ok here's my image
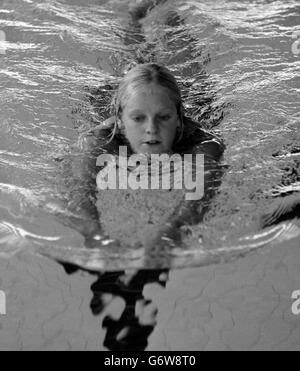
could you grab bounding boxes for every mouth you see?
[144,140,161,145]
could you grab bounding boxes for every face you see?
[120,83,180,155]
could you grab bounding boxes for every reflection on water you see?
[63,263,168,350]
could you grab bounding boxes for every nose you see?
[145,118,158,136]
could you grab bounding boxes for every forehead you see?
[124,83,177,112]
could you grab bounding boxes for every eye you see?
[159,114,171,121]
[132,115,145,123]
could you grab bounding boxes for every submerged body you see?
[93,111,225,254]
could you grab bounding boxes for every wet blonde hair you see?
[108,63,184,144]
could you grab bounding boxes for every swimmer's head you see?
[110,63,184,154]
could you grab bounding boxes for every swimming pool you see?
[0,0,299,351]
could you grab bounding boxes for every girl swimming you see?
[90,63,225,250]
[63,25,225,246]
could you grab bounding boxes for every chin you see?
[139,145,170,155]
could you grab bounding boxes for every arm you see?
[197,128,226,162]
[181,117,226,162]
[63,120,117,244]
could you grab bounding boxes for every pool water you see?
[0,0,299,351]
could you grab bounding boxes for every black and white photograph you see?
[0,0,299,353]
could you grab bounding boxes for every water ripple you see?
[0,0,299,269]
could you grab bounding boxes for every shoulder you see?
[88,117,118,144]
[182,117,226,161]
[93,117,116,135]
[102,116,116,129]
